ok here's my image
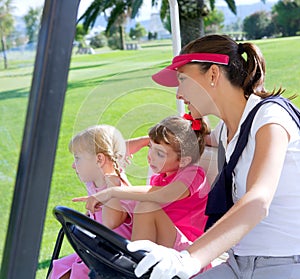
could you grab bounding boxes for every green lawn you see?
[0,37,300,278]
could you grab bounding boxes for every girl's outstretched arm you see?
[108,181,190,204]
[125,136,149,156]
[76,179,190,214]
[73,174,131,228]
[72,195,128,229]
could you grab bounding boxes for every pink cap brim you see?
[152,68,180,87]
[152,53,229,87]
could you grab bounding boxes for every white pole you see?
[168,0,185,115]
[167,1,218,187]
[168,0,181,56]
[147,0,183,184]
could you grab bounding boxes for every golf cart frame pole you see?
[168,0,181,56]
[0,0,80,278]
[168,0,185,115]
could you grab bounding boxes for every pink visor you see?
[152,53,229,87]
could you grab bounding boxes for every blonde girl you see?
[50,125,135,279]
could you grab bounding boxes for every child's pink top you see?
[85,181,135,239]
[150,164,210,241]
[50,180,135,279]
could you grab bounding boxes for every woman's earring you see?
[210,82,214,87]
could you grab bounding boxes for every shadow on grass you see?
[0,71,148,101]
[0,63,164,101]
[69,63,110,71]
[67,66,160,91]
[0,88,29,100]
[37,258,51,271]
[67,72,118,91]
[0,71,34,78]
[141,43,172,48]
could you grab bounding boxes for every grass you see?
[0,37,300,278]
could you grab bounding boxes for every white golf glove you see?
[127,240,202,279]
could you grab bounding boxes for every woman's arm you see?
[187,123,289,268]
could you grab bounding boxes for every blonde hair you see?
[69,125,126,178]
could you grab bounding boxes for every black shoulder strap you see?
[217,123,226,172]
[230,96,300,169]
[205,95,300,231]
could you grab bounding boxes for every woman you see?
[127,34,300,279]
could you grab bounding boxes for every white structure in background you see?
[85,25,106,44]
[89,25,106,36]
[148,13,171,39]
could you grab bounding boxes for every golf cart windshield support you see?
[0,0,80,278]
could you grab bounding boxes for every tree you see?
[90,32,107,48]
[158,0,236,47]
[107,24,131,49]
[75,23,88,48]
[204,8,224,34]
[23,6,42,44]
[79,0,266,49]
[243,11,272,39]
[224,17,243,33]
[129,22,146,40]
[78,0,234,49]
[272,0,300,37]
[0,0,14,69]
[78,0,144,50]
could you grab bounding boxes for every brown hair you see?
[69,125,126,179]
[181,34,285,99]
[148,115,210,164]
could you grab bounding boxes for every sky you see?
[13,0,274,19]
[13,0,156,19]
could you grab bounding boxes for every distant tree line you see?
[86,0,300,48]
[243,0,300,39]
[0,2,42,69]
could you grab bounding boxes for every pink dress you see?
[150,165,210,243]
[50,181,135,279]
[150,165,211,272]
